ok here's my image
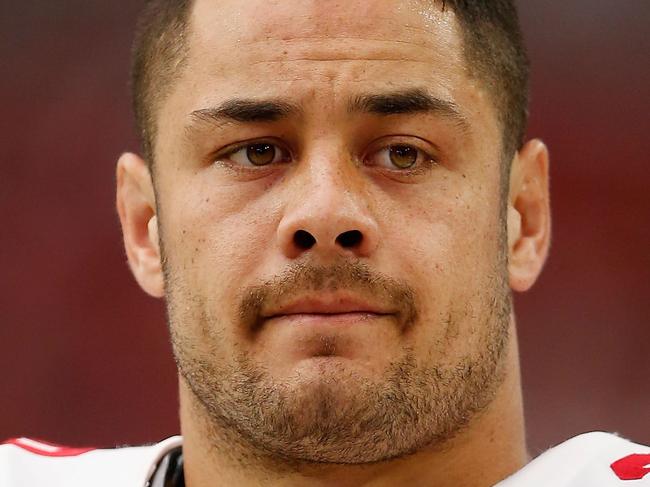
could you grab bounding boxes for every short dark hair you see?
[131,0,192,166]
[442,0,530,161]
[131,0,529,166]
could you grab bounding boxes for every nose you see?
[277,163,379,260]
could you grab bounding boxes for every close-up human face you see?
[150,0,512,464]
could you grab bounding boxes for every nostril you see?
[293,230,316,250]
[336,230,363,248]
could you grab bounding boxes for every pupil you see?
[247,143,275,165]
[390,145,417,168]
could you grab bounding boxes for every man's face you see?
[154,0,510,463]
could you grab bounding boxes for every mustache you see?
[237,260,418,331]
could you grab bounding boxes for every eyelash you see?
[213,139,439,173]
[365,142,438,173]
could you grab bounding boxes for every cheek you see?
[158,173,282,306]
[383,178,501,275]
[379,179,503,350]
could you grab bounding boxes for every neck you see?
[179,325,528,487]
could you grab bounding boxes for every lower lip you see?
[265,312,386,327]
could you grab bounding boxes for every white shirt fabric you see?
[1,432,649,486]
[0,436,181,487]
[496,432,650,486]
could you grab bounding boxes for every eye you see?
[219,142,290,167]
[368,144,435,170]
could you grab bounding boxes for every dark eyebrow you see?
[348,88,468,129]
[190,98,300,126]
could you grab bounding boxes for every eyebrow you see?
[190,99,301,126]
[188,88,468,131]
[348,88,468,129]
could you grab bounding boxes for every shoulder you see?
[0,436,182,487]
[497,432,650,486]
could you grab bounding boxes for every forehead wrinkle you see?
[243,35,457,66]
[246,34,446,51]
[252,58,432,66]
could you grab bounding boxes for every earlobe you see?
[116,153,165,298]
[507,139,551,292]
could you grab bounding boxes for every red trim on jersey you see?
[611,453,650,481]
[2,438,95,457]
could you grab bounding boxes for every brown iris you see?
[389,145,418,169]
[246,143,276,166]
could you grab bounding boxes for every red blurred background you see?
[1,1,648,455]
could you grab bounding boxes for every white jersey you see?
[0,436,182,487]
[1,432,649,486]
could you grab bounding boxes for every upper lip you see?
[262,293,395,318]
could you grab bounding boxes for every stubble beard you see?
[165,258,512,466]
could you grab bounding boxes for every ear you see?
[506,139,551,292]
[116,152,165,298]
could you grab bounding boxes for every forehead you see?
[154,0,499,159]
[191,0,458,47]
[183,0,469,94]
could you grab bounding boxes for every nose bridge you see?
[303,151,358,218]
[277,148,379,259]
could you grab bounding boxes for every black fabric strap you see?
[148,447,184,487]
